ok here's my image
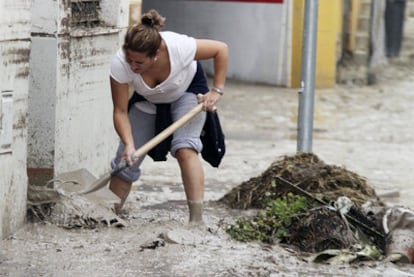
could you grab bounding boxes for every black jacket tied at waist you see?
[127,61,226,167]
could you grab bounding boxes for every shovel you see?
[77,103,204,195]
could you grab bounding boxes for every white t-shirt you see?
[110,31,197,114]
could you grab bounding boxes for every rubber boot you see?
[109,176,132,214]
[188,200,203,223]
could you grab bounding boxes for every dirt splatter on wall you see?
[0,0,31,240]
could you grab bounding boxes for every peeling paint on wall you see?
[0,91,13,154]
[0,0,31,240]
[28,0,129,180]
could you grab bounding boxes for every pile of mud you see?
[220,153,386,254]
[27,169,125,229]
[220,152,380,210]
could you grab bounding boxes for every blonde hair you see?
[123,9,166,57]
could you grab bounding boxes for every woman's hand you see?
[121,144,138,167]
[197,91,221,112]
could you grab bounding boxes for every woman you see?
[108,9,228,223]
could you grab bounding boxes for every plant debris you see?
[220,152,386,254]
[219,152,380,210]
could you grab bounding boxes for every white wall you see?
[142,0,291,86]
[28,0,130,180]
[0,0,32,239]
[53,34,121,176]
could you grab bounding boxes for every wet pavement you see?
[140,60,414,210]
[1,60,414,276]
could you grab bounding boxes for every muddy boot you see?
[188,200,203,223]
[109,176,131,214]
[113,197,127,214]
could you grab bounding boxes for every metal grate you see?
[71,0,101,27]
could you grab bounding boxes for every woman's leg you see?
[175,148,205,222]
[171,93,206,222]
[109,106,156,213]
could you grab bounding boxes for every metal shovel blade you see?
[76,160,127,195]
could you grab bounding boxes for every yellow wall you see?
[291,0,343,88]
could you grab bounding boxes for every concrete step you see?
[402,36,414,44]
[357,16,371,32]
[336,64,368,85]
[401,37,414,55]
[353,49,369,66]
[403,18,414,34]
[407,2,414,17]
[354,32,370,51]
[359,0,372,16]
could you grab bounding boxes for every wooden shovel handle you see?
[132,103,204,159]
[78,103,204,195]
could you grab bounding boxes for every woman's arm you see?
[195,39,228,91]
[110,77,136,165]
[194,39,228,111]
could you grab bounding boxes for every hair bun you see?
[140,9,165,30]
[141,16,153,26]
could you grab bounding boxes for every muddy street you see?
[1,61,414,276]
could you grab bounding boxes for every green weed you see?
[226,191,312,244]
